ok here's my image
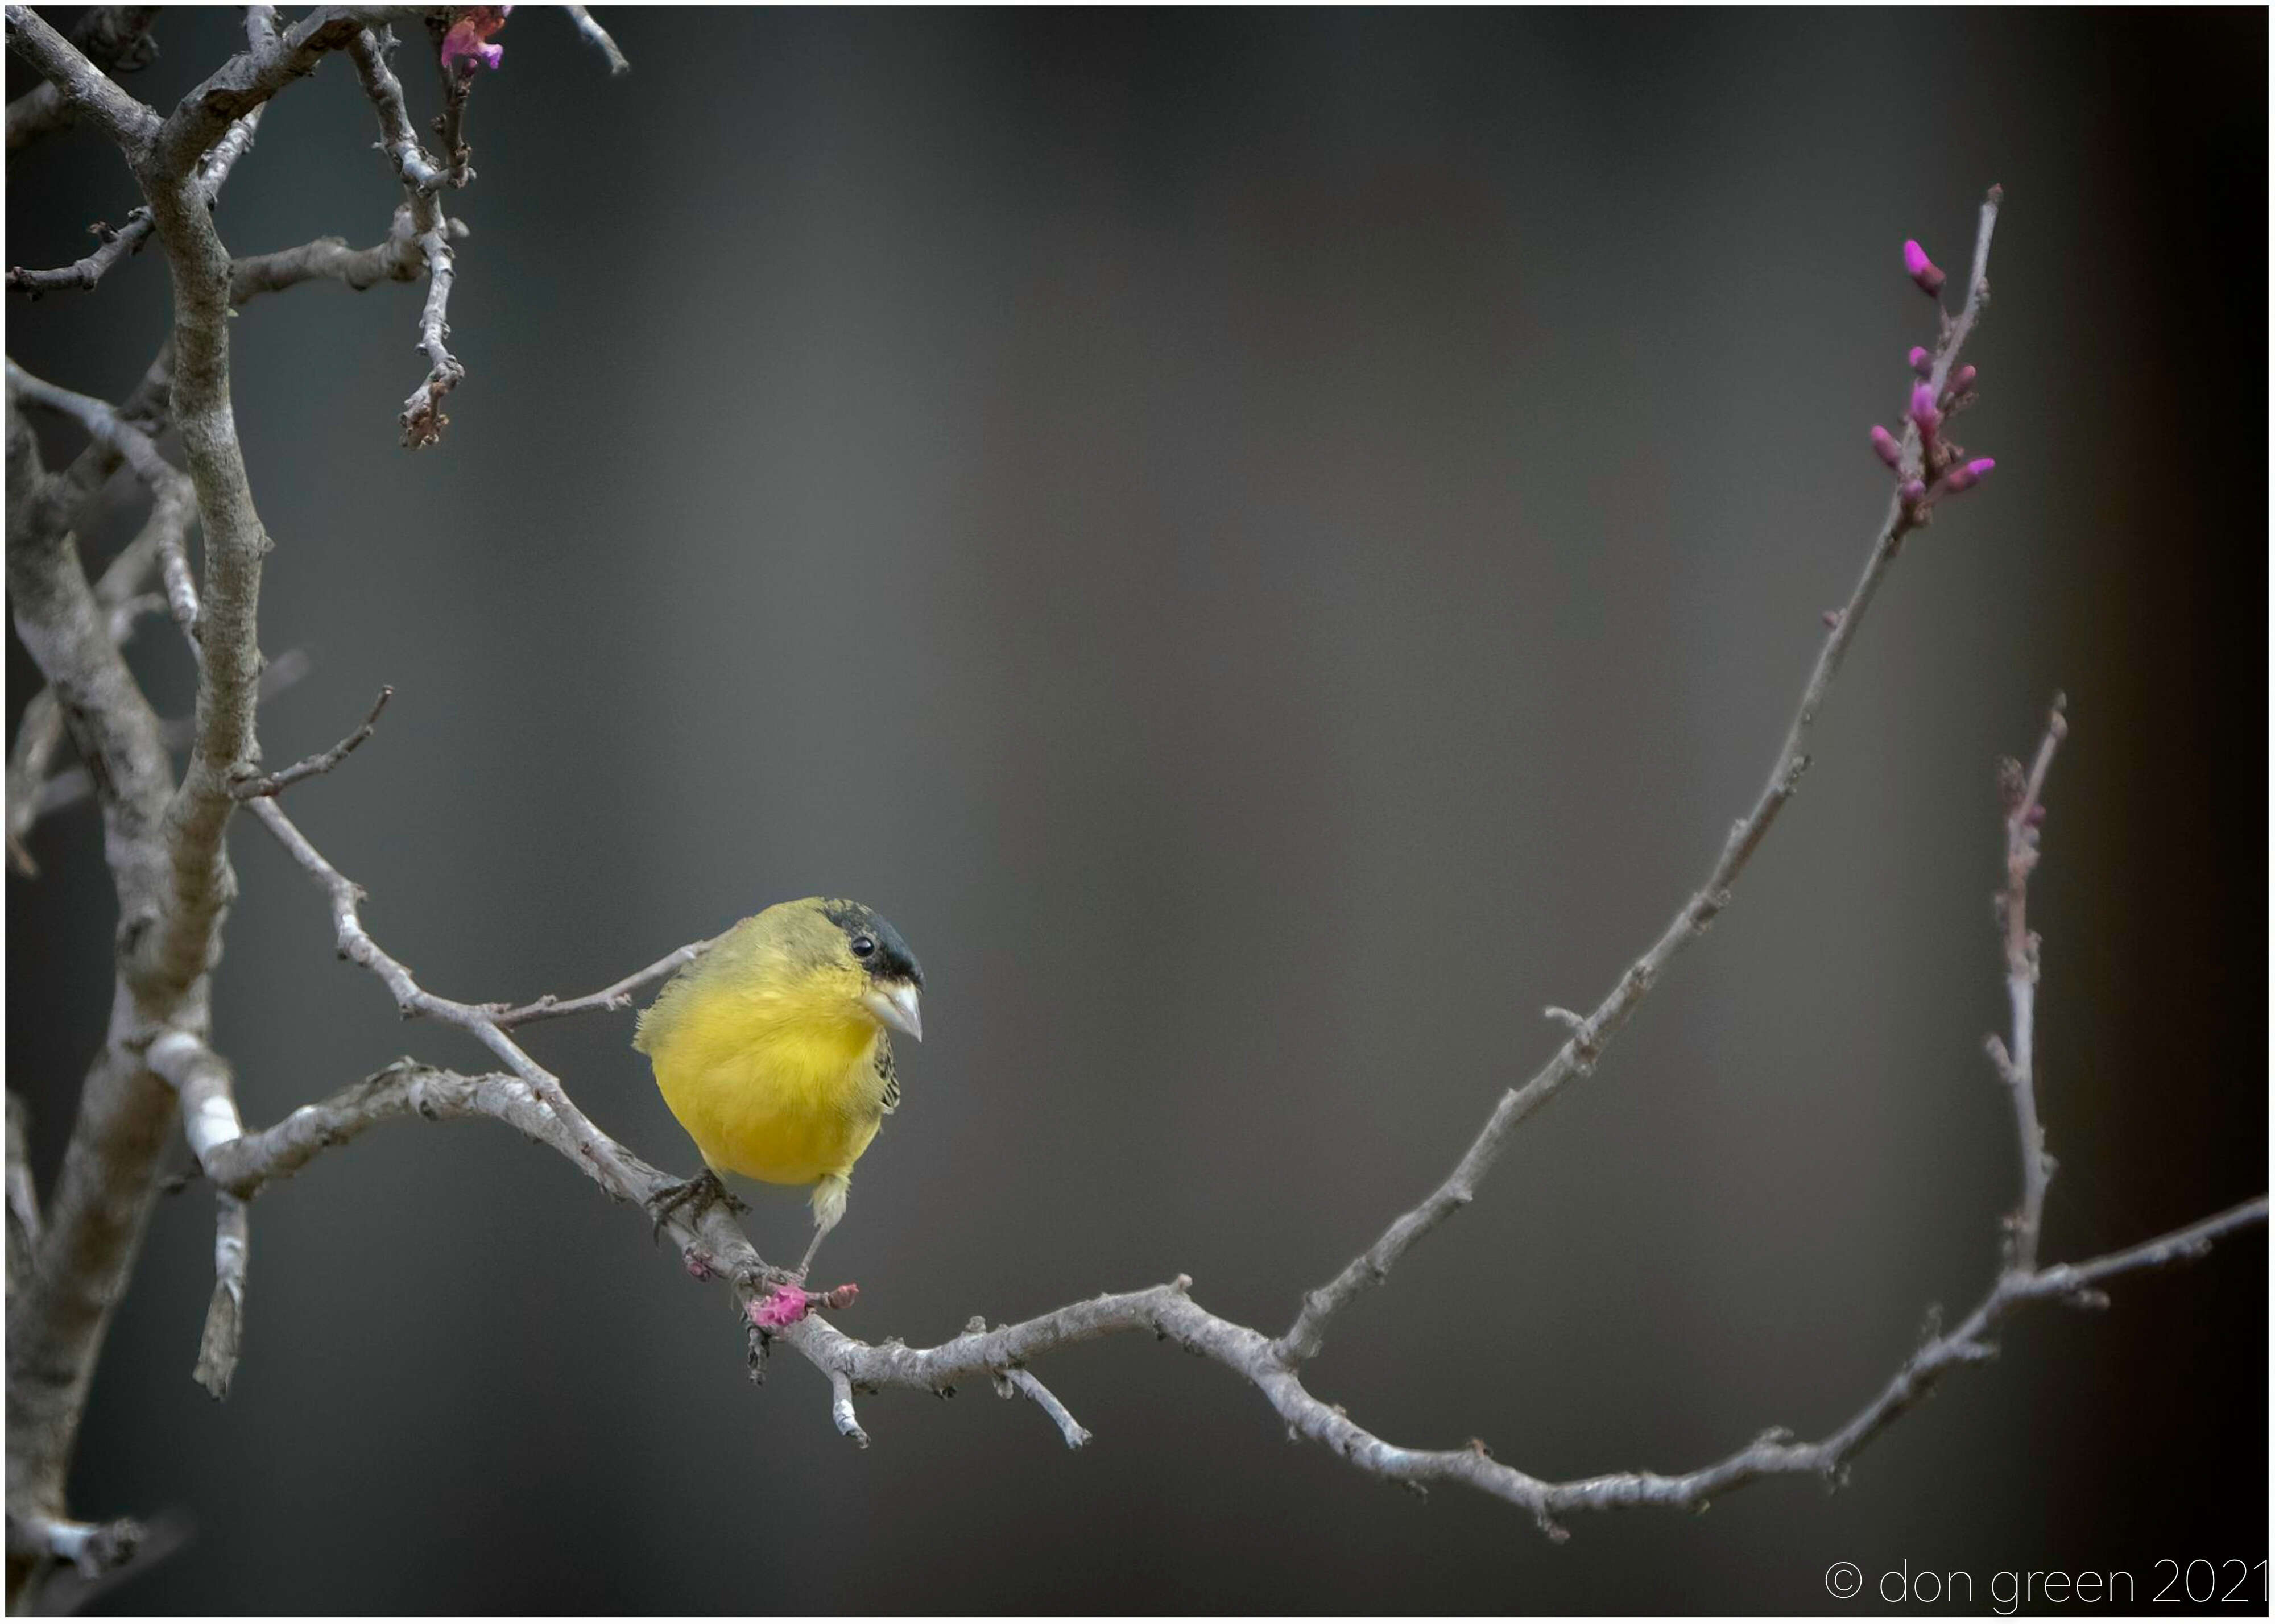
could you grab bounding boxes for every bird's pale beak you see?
[862,980,923,1042]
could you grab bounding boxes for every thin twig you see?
[485,936,717,1029]
[565,5,630,74]
[828,1369,868,1448]
[1002,1367,1091,1449]
[1988,692,2066,1272]
[8,71,265,297]
[348,27,447,195]
[191,1194,247,1399]
[398,222,462,446]
[229,686,391,799]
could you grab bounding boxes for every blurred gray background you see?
[7,6,2266,1613]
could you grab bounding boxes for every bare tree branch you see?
[343,24,468,444]
[5,6,157,155]
[132,748,2266,1530]
[7,359,198,635]
[241,797,673,1208]
[9,87,266,297]
[228,686,390,799]
[565,6,630,75]
[485,935,719,1029]
[1987,692,2065,1271]
[0,2,320,1549]
[398,219,462,446]
[190,1194,247,1399]
[146,6,419,180]
[229,209,460,305]
[4,1094,38,1301]
[2,13,619,1600]
[1,5,160,156]
[16,649,313,850]
[4,1510,144,1580]
[6,344,176,874]
[1000,1366,1091,1450]
[2,396,180,1532]
[347,26,446,194]
[1274,185,2008,1368]
[9,31,2260,1582]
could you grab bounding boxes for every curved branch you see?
[1273,184,2006,1366]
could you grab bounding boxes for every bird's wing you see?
[874,1035,901,1115]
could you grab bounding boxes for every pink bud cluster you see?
[1863,235,1996,516]
[441,6,511,75]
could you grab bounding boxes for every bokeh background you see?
[6,6,2266,1614]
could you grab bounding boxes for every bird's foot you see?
[747,1281,859,1331]
[647,1168,748,1242]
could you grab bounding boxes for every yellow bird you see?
[635,897,923,1279]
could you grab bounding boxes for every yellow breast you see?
[638,959,887,1187]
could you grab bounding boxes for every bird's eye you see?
[850,935,876,959]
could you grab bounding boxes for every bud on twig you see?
[1869,425,1902,469]
[1909,382,1941,443]
[1908,346,1933,378]
[1903,238,1946,297]
[1935,457,1996,497]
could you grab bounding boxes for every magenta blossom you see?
[1945,364,1977,400]
[441,5,511,75]
[749,1287,812,1330]
[747,1281,860,1331]
[1902,239,1946,297]
[1908,346,1933,378]
[1898,478,1927,507]
[1869,425,1902,470]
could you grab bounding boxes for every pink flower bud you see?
[1903,239,1946,297]
[1908,346,1933,378]
[1869,425,1902,469]
[441,5,511,75]
[1909,382,1941,439]
[1947,364,1976,395]
[748,1286,812,1330]
[1898,479,1926,507]
[1938,457,1996,495]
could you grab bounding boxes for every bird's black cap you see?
[820,898,924,988]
